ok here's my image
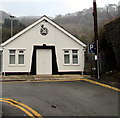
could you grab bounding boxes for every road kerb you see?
[83,79,120,92]
[1,78,120,92]
[1,78,85,83]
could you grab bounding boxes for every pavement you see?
[0,75,91,82]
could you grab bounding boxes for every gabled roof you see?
[1,15,86,47]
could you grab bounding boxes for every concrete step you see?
[0,75,91,81]
[34,75,90,80]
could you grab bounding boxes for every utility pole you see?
[9,15,14,37]
[93,0,100,79]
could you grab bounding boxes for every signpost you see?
[93,0,100,79]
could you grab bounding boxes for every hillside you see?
[0,11,10,21]
[0,3,119,44]
[54,5,119,43]
[18,4,120,44]
[0,11,10,27]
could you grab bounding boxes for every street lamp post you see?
[9,15,14,37]
[93,0,100,79]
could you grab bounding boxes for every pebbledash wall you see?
[1,15,86,75]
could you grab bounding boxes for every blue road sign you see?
[88,44,95,53]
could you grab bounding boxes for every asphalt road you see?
[1,80,120,117]
[2,102,28,116]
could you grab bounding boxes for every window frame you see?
[8,49,26,66]
[9,50,16,65]
[18,50,25,65]
[63,49,79,65]
[72,50,79,65]
[64,50,71,65]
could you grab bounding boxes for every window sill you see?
[17,64,25,67]
[64,64,80,66]
[8,64,16,67]
[8,64,25,67]
[64,64,71,66]
[72,64,80,66]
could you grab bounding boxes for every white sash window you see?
[64,50,70,64]
[18,50,24,64]
[64,49,79,65]
[72,50,78,64]
[9,50,16,64]
[9,49,25,65]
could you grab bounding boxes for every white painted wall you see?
[2,20,85,73]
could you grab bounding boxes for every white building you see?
[0,15,86,75]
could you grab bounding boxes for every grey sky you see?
[0,0,120,17]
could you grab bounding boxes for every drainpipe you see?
[2,47,5,76]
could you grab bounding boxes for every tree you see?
[2,19,26,43]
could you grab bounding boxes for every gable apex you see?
[1,15,86,47]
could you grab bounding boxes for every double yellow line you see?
[0,98,43,118]
[2,78,120,92]
[83,79,120,92]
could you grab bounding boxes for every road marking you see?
[0,98,43,118]
[1,98,42,117]
[1,78,120,92]
[83,79,120,92]
[0,100,35,118]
